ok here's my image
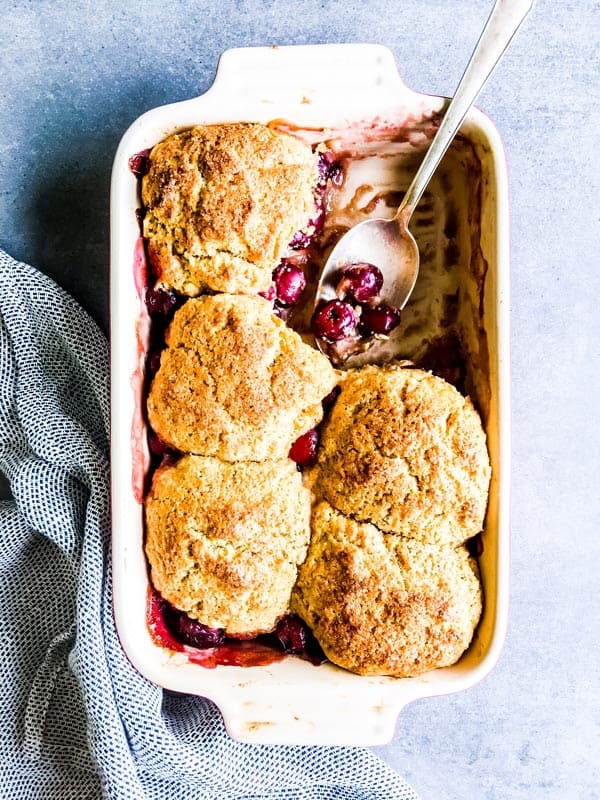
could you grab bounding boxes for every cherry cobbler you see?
[131,121,491,677]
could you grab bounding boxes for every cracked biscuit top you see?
[308,364,491,546]
[141,122,319,296]
[145,455,311,636]
[291,501,482,677]
[147,294,338,461]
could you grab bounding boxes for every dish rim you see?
[109,42,511,746]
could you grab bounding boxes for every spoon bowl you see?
[315,213,419,311]
[313,0,533,365]
[313,213,420,367]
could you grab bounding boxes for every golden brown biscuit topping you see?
[147,293,338,461]
[142,123,319,295]
[145,456,311,636]
[291,502,482,677]
[308,364,491,546]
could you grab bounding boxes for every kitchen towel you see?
[0,249,421,800]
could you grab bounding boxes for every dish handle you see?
[208,43,414,106]
[215,676,412,746]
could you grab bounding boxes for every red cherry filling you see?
[288,151,342,250]
[149,592,326,666]
[160,600,226,648]
[321,385,341,413]
[467,533,484,558]
[176,616,226,649]
[328,162,344,187]
[147,349,163,379]
[128,149,151,177]
[288,228,312,250]
[289,427,319,468]
[336,262,383,304]
[259,283,276,303]
[312,300,358,342]
[146,287,179,318]
[358,303,402,336]
[273,262,306,306]
[272,615,308,654]
[316,150,342,189]
[147,428,171,457]
[268,615,326,664]
[313,257,401,357]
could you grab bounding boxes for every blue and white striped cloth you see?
[0,249,421,800]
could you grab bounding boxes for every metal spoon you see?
[314,0,534,363]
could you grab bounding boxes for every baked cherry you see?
[147,428,170,457]
[328,162,344,187]
[268,615,326,664]
[358,303,401,336]
[273,263,306,306]
[288,228,311,249]
[288,152,342,250]
[146,287,179,318]
[316,151,342,188]
[336,262,384,304]
[317,151,333,186]
[312,300,358,342]
[289,428,319,468]
[147,349,163,378]
[273,615,308,654]
[128,149,151,177]
[467,533,484,558]
[288,207,325,247]
[171,610,225,649]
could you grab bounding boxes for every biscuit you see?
[291,501,482,677]
[147,294,337,461]
[142,123,319,295]
[145,455,311,636]
[309,364,490,546]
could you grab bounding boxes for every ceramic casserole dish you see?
[110,43,510,745]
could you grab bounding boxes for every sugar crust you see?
[291,501,482,677]
[147,293,338,461]
[142,123,319,296]
[145,455,311,636]
[308,364,491,546]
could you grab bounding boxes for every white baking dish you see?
[110,43,510,746]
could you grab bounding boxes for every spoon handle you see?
[398,0,534,222]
